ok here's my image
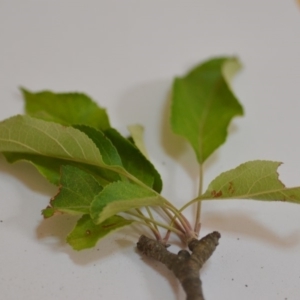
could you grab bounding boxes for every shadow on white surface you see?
[36,216,139,264]
[203,209,300,248]
[0,154,56,196]
[117,79,242,186]
[135,247,183,300]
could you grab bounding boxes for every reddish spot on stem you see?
[211,190,223,198]
[85,230,91,235]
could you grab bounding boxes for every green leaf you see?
[171,57,244,164]
[90,181,163,224]
[127,124,149,159]
[74,125,163,190]
[73,125,123,167]
[42,165,103,217]
[104,128,162,192]
[3,152,120,186]
[21,88,110,130]
[67,214,133,250]
[0,115,104,166]
[200,160,300,203]
[0,115,161,188]
[0,115,123,185]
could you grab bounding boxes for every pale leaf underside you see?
[0,115,104,166]
[200,160,300,203]
[127,124,149,159]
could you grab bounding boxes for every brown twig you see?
[137,231,221,300]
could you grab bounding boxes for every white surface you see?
[1,1,300,299]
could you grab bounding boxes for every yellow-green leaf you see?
[127,124,149,159]
[90,181,164,224]
[0,115,104,166]
[200,160,300,203]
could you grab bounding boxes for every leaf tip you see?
[19,86,31,96]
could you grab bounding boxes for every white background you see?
[1,1,300,299]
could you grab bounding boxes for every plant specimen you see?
[1,57,299,300]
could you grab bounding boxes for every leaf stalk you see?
[125,211,184,237]
[194,164,203,234]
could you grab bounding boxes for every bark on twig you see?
[137,231,221,300]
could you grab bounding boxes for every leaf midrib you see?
[197,77,223,162]
[202,186,299,201]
